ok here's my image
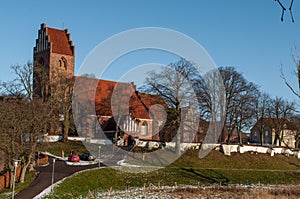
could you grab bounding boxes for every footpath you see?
[13,157,99,199]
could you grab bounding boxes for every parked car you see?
[68,154,80,162]
[80,153,95,161]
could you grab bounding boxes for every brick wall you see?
[0,154,49,192]
[0,165,21,191]
[36,154,49,166]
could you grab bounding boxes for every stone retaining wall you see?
[221,144,300,158]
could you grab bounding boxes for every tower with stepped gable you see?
[33,23,75,99]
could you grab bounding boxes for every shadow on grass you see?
[288,161,300,168]
[181,167,229,185]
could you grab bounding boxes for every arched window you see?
[59,57,67,69]
[141,121,148,136]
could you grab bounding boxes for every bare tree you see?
[290,115,300,148]
[50,70,74,142]
[143,58,198,155]
[0,62,33,99]
[268,97,296,146]
[219,67,258,143]
[18,99,56,183]
[0,98,24,188]
[0,62,60,185]
[34,66,75,142]
[0,98,54,186]
[275,0,295,22]
[194,68,225,145]
[281,49,300,98]
[197,66,259,144]
[233,82,259,144]
[253,92,272,145]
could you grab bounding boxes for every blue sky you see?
[0,1,300,102]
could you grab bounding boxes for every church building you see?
[33,23,166,143]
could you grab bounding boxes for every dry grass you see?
[168,185,300,199]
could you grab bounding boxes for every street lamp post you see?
[51,159,56,192]
[12,159,19,199]
[98,146,101,168]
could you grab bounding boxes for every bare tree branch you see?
[289,0,295,22]
[280,65,300,98]
[275,0,295,22]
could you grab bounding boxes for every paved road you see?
[14,157,100,199]
[12,147,129,199]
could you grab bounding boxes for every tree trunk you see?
[175,132,181,156]
[226,131,231,144]
[20,164,28,183]
[63,110,70,143]
[273,133,280,146]
[19,151,34,183]
[175,106,182,156]
[238,131,242,144]
[260,132,264,146]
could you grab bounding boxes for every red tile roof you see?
[74,76,166,120]
[133,92,167,120]
[47,28,73,55]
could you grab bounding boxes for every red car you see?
[68,154,80,162]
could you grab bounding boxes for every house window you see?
[265,131,268,136]
[141,121,148,136]
[254,131,257,137]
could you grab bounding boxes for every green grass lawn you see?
[44,149,300,199]
[40,140,88,156]
[172,149,300,170]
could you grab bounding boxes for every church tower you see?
[33,23,75,98]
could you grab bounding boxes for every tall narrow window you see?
[265,131,268,136]
[141,121,148,136]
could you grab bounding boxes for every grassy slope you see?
[40,141,88,156]
[173,149,300,170]
[45,149,300,198]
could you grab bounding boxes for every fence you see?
[0,154,48,192]
[0,166,21,191]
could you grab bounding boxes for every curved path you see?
[14,157,99,199]
[13,147,129,199]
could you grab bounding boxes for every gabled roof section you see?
[95,79,134,116]
[47,27,74,55]
[73,76,167,121]
[132,92,167,120]
[34,23,74,55]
